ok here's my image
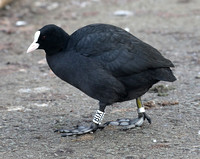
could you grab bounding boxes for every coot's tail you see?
[153,68,176,82]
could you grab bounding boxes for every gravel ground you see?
[0,0,200,158]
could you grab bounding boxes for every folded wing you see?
[70,24,174,77]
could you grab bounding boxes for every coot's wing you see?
[70,24,174,76]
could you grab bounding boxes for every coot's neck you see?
[45,32,70,56]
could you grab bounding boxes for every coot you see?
[27,24,176,136]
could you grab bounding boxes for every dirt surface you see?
[0,0,200,158]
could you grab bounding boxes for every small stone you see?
[7,106,25,111]
[18,69,27,72]
[18,88,32,93]
[34,1,46,7]
[195,72,200,79]
[34,103,48,107]
[114,10,133,16]
[144,100,156,108]
[33,87,50,93]
[80,2,90,8]
[15,21,27,27]
[153,139,157,143]
[38,58,46,65]
[47,2,59,10]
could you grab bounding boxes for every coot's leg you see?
[103,97,151,130]
[55,103,107,137]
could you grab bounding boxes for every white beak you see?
[27,31,40,53]
[27,42,39,53]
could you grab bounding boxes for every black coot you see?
[27,24,176,136]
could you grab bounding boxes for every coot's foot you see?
[103,112,151,130]
[55,123,105,137]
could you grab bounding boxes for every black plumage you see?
[43,24,175,104]
[27,23,176,136]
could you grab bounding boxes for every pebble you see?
[34,1,46,7]
[7,106,25,111]
[18,87,50,93]
[18,69,27,72]
[34,103,48,107]
[18,88,32,93]
[47,2,59,10]
[113,10,133,16]
[38,58,46,65]
[34,2,59,10]
[153,139,157,143]
[15,21,27,27]
[195,72,200,79]
[33,87,50,93]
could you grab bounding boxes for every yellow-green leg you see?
[103,97,151,130]
[136,97,151,124]
[56,98,151,136]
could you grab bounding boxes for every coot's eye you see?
[41,36,46,40]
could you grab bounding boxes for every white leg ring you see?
[93,110,105,125]
[137,107,145,113]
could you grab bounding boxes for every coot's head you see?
[27,24,69,55]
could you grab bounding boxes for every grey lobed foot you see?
[55,123,104,137]
[103,112,151,130]
[55,112,151,136]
